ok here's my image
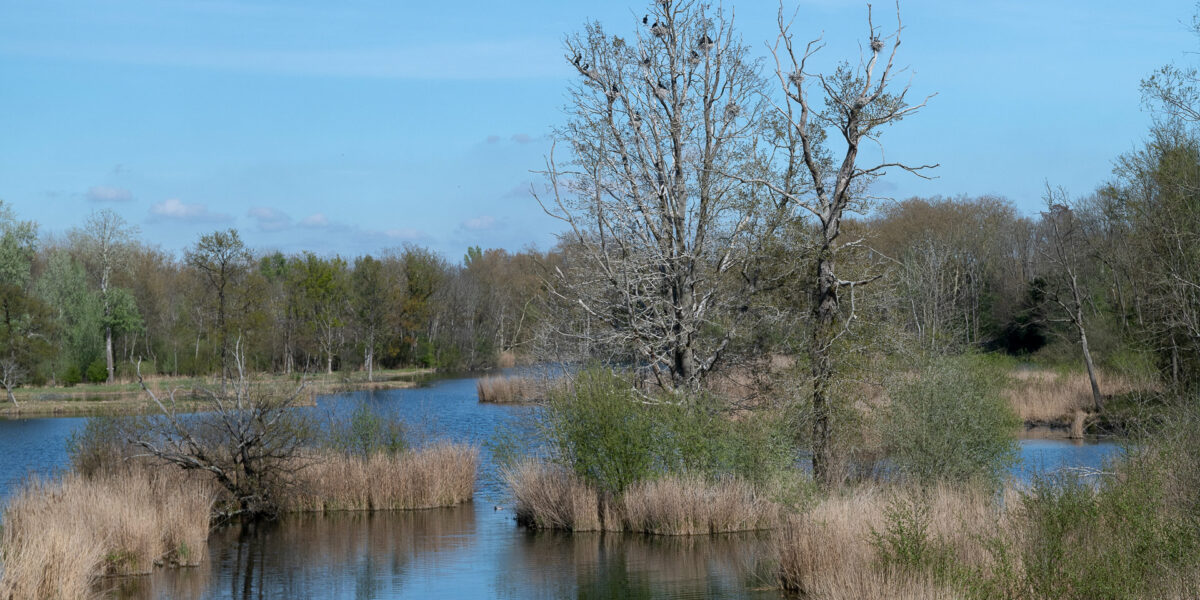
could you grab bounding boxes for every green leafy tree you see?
[185,229,252,382]
[73,209,138,383]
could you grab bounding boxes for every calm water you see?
[0,376,1121,599]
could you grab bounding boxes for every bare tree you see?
[126,346,312,519]
[538,0,774,393]
[1038,188,1105,412]
[763,3,935,485]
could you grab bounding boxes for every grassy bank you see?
[0,367,434,418]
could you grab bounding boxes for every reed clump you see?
[285,442,479,512]
[775,484,1005,599]
[477,375,567,403]
[0,466,214,600]
[502,458,602,531]
[620,474,780,535]
[504,459,780,534]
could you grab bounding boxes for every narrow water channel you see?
[0,376,1122,599]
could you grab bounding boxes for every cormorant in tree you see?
[573,53,582,65]
[643,15,648,25]
[698,34,714,51]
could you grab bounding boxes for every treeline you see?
[0,215,552,391]
[2,151,1196,395]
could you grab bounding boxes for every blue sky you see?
[1,0,1195,261]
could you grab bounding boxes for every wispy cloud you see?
[461,215,497,231]
[247,207,292,231]
[85,185,133,203]
[299,213,329,227]
[149,198,229,222]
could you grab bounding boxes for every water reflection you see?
[116,505,779,600]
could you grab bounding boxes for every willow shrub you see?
[882,355,1020,487]
[540,367,797,496]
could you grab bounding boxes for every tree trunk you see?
[1078,312,1104,412]
[810,248,837,488]
[105,325,115,383]
[365,334,374,383]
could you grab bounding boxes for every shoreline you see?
[0,368,436,419]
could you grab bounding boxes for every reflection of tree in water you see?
[131,506,477,599]
[494,529,776,600]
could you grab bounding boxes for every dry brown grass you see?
[620,474,780,535]
[775,484,1013,599]
[1005,369,1143,423]
[0,466,214,600]
[285,442,479,512]
[476,375,566,403]
[502,459,602,531]
[505,460,783,535]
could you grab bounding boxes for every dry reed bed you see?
[0,443,479,599]
[1006,369,1142,423]
[285,442,479,512]
[503,459,780,535]
[477,375,567,403]
[0,468,214,600]
[776,484,1014,599]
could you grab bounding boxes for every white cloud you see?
[247,207,292,231]
[299,213,329,227]
[461,215,497,231]
[148,198,228,221]
[86,185,132,203]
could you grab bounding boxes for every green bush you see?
[326,404,407,457]
[882,355,1019,486]
[541,368,657,495]
[871,491,954,577]
[85,359,108,383]
[540,367,799,495]
[62,364,82,387]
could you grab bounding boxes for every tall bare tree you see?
[538,0,773,393]
[1038,188,1104,412]
[765,3,935,485]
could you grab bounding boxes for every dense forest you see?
[1,140,1196,398]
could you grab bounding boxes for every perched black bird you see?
[573,53,582,65]
[643,15,648,25]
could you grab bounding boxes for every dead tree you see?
[762,3,935,486]
[126,344,312,519]
[538,0,777,394]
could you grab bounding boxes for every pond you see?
[0,376,1122,599]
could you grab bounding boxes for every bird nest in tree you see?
[654,86,670,100]
[870,37,884,52]
[698,35,714,52]
[724,103,740,120]
[651,24,668,38]
[789,71,804,87]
